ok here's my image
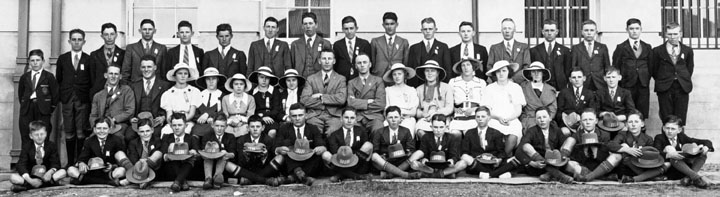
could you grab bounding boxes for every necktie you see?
[633,41,642,57]
[463,44,469,57]
[266,40,272,52]
[670,138,677,148]
[425,40,432,53]
[547,43,552,55]
[391,131,397,144]
[141,141,149,159]
[345,130,352,146]
[587,42,593,57]
[575,87,581,103]
[671,46,678,64]
[632,41,639,51]
[35,145,43,164]
[387,37,394,55]
[610,89,615,99]
[145,42,151,54]
[221,46,226,59]
[505,42,512,55]
[306,38,312,50]
[296,127,302,139]
[31,72,38,92]
[183,45,190,64]
[436,137,442,150]
[348,40,354,59]
[145,80,152,95]
[361,77,366,86]
[100,139,106,153]
[207,92,212,106]
[73,54,80,70]
[543,131,551,150]
[323,73,329,87]
[387,37,393,48]
[106,50,113,66]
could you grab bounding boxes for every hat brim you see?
[416,65,447,82]
[225,78,253,93]
[243,149,267,154]
[166,154,193,161]
[631,158,665,168]
[546,158,569,167]
[196,75,227,90]
[125,168,156,184]
[476,158,499,165]
[577,141,601,146]
[166,67,200,82]
[331,154,359,168]
[279,76,306,89]
[425,161,450,169]
[249,71,279,86]
[522,68,551,82]
[486,62,520,77]
[109,124,123,134]
[452,59,483,75]
[597,121,625,132]
[287,149,314,161]
[88,164,107,171]
[198,151,226,159]
[383,67,416,83]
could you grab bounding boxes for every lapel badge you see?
[594,50,599,54]
[275,45,279,52]
[154,49,158,54]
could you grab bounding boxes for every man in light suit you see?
[122,19,167,82]
[166,21,204,88]
[370,12,409,80]
[248,17,291,76]
[333,16,372,81]
[407,17,452,87]
[131,55,171,136]
[291,12,333,77]
[300,49,347,136]
[650,23,694,125]
[90,23,125,96]
[530,19,572,90]
[571,20,611,91]
[487,18,531,83]
[450,21,489,81]
[89,65,136,142]
[612,18,653,120]
[202,23,247,80]
[346,54,385,133]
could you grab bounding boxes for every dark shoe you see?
[680,177,692,186]
[693,177,711,189]
[202,178,213,190]
[181,181,190,191]
[139,182,150,189]
[293,168,307,182]
[11,185,28,193]
[604,173,619,181]
[557,174,575,184]
[213,174,224,187]
[379,171,393,179]
[573,173,588,182]
[285,175,297,184]
[407,172,423,179]
[355,174,372,180]
[329,175,341,183]
[539,173,553,182]
[445,173,456,179]
[238,177,252,185]
[620,175,635,183]
[170,181,181,192]
[70,178,82,185]
[651,176,668,182]
[304,177,316,186]
[108,179,121,187]
[265,177,282,187]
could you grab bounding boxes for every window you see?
[524,0,590,45]
[131,0,198,43]
[265,0,331,39]
[661,0,720,49]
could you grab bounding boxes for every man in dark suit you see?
[460,106,519,178]
[57,29,96,165]
[159,113,200,192]
[450,21,489,81]
[556,69,597,133]
[166,21,204,87]
[301,50,347,136]
[248,17,291,76]
[273,103,327,186]
[321,109,373,181]
[66,118,129,186]
[89,65,136,143]
[487,18,531,82]
[10,121,66,192]
[530,19,572,90]
[90,23,125,96]
[346,54,385,132]
[291,12,333,77]
[370,107,421,179]
[650,22,694,125]
[203,23,248,78]
[121,19,167,82]
[407,17,452,86]
[226,115,285,186]
[516,108,570,181]
[612,18,653,120]
[408,114,461,178]
[370,12,409,79]
[653,115,713,188]
[333,16,371,80]
[596,68,635,121]
[18,49,58,147]
[571,20,611,91]
[131,55,171,136]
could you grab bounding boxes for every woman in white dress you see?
[383,63,419,136]
[482,60,525,156]
[160,63,202,136]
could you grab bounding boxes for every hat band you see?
[133,171,149,180]
[430,155,445,162]
[339,158,352,165]
[390,150,404,158]
[546,159,562,164]
[480,155,492,160]
[637,158,659,165]
[174,150,188,155]
[604,122,619,127]
[90,163,102,168]
[584,138,598,144]
[294,149,307,154]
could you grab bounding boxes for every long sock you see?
[146,160,158,169]
[203,160,213,179]
[214,160,226,176]
[489,160,519,177]
[257,161,280,177]
[232,166,267,183]
[633,165,669,182]
[118,158,133,170]
[66,138,76,165]
[585,161,615,181]
[397,160,410,170]
[671,160,701,180]
[690,156,707,172]
[382,162,409,178]
[531,153,544,161]
[504,139,516,157]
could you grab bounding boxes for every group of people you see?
[12,11,713,193]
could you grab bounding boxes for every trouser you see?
[623,82,650,120]
[163,160,194,182]
[284,155,323,177]
[19,101,53,147]
[306,112,342,136]
[62,95,89,139]
[328,159,371,179]
[465,158,518,177]
[657,81,689,125]
[79,170,112,185]
[357,116,384,134]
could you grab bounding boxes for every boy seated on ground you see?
[274,103,327,186]
[460,106,519,179]
[370,106,422,179]
[608,110,669,183]
[120,115,163,188]
[516,107,570,183]
[654,115,713,189]
[322,108,374,182]
[199,114,236,189]
[11,121,67,193]
[409,114,463,178]
[160,113,200,192]
[67,118,130,186]
[225,115,286,186]
[564,109,622,182]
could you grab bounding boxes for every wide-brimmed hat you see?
[387,143,407,159]
[476,153,500,164]
[577,133,601,146]
[199,141,226,159]
[131,112,160,132]
[279,69,306,89]
[224,73,252,93]
[30,165,47,178]
[249,66,279,86]
[107,121,123,134]
[243,142,267,153]
[426,151,450,169]
[331,146,359,168]
[166,142,193,161]
[125,160,156,184]
[195,67,227,90]
[522,61,551,82]
[598,113,625,132]
[88,157,106,170]
[383,63,416,83]
[485,60,520,77]
[544,150,569,167]
[562,112,581,133]
[415,60,446,82]
[166,63,200,82]
[452,58,483,75]
[287,138,314,161]
[631,147,665,168]
[681,143,703,157]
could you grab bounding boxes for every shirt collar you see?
[216,133,223,139]
[385,34,395,41]
[71,50,83,57]
[629,38,641,44]
[252,85,274,94]
[345,37,356,44]
[144,77,155,84]
[304,34,317,43]
[344,127,353,134]
[586,40,595,46]
[322,70,333,77]
[35,143,44,149]
[32,69,42,75]
[175,133,185,139]
[141,40,154,47]
[545,40,555,47]
[505,39,515,47]
[425,38,435,46]
[219,44,232,53]
[263,37,275,43]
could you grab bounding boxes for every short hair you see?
[214,113,228,122]
[170,113,187,122]
[582,20,597,28]
[420,17,436,25]
[140,55,156,65]
[665,22,681,31]
[28,49,44,60]
[264,17,279,26]
[430,114,447,123]
[301,12,317,23]
[247,115,263,126]
[581,108,597,117]
[320,48,334,56]
[216,23,233,35]
[341,16,357,26]
[501,18,514,24]
[69,29,85,39]
[663,115,683,126]
[627,109,644,120]
[355,52,370,61]
[535,106,550,116]
[626,18,642,27]
[177,20,193,31]
[289,103,306,111]
[94,117,113,128]
[101,23,117,33]
[106,64,121,73]
[136,118,153,129]
[29,120,48,134]
[542,19,559,28]
[458,21,473,31]
[570,67,584,75]
[140,19,155,28]
[605,67,620,76]
[475,106,491,115]
[342,108,357,115]
[383,12,398,22]
[385,106,402,116]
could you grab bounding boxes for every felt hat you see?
[598,113,625,132]
[577,133,601,146]
[166,142,193,161]
[426,151,450,169]
[125,159,156,184]
[108,120,123,134]
[195,67,227,90]
[562,112,581,133]
[131,112,160,132]
[522,61,551,82]
[383,63,416,83]
[475,153,500,164]
[631,147,665,168]
[544,149,569,167]
[30,165,47,178]
[166,62,200,82]
[199,141,226,159]
[224,73,252,93]
[452,58,483,75]
[415,60,446,82]
[249,66,279,86]
[88,157,106,171]
[485,60,520,77]
[331,146,359,168]
[279,69,306,89]
[287,138,314,161]
[387,143,407,159]
[243,142,267,154]
[681,143,703,157]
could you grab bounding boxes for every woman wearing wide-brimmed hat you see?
[190,67,227,137]
[278,69,306,121]
[221,73,255,137]
[160,63,202,135]
[249,66,282,136]
[482,60,525,157]
[447,58,487,135]
[383,63,419,134]
[519,61,558,131]
[414,60,454,139]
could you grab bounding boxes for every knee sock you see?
[690,156,707,172]
[382,162,409,178]
[232,166,267,184]
[257,160,281,177]
[146,160,158,169]
[671,160,701,180]
[118,158,133,170]
[489,159,520,177]
[214,160,226,176]
[633,165,669,182]
[397,160,411,170]
[531,153,544,161]
[65,138,77,165]
[585,161,615,181]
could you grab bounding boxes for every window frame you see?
[524,0,590,46]
[126,0,199,45]
[262,0,332,43]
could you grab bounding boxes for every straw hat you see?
[279,69,306,89]
[382,63,416,83]
[195,67,227,89]
[485,60,520,77]
[166,63,200,82]
[522,61,551,82]
[249,66,279,86]
[224,73,253,93]
[452,58,483,75]
[415,60,446,82]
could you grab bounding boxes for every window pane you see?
[267,0,292,8]
[266,8,290,38]
[295,0,308,7]
[310,0,330,7]
[133,8,197,38]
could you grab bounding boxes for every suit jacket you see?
[530,42,572,89]
[247,39,291,75]
[520,81,558,119]
[449,43,489,80]
[17,141,61,175]
[200,133,237,157]
[236,133,275,166]
[346,75,385,121]
[649,42,694,93]
[300,71,347,118]
[571,41,611,89]
[516,125,566,164]
[462,127,506,158]
[612,40,653,88]
[372,126,415,154]
[202,47,248,77]
[370,35,409,77]
[607,131,653,154]
[333,37,372,80]
[77,135,126,165]
[654,132,714,155]
[274,123,326,148]
[487,40,531,82]
[406,40,452,86]
[418,133,460,162]
[290,36,333,77]
[89,84,136,125]
[131,77,171,117]
[56,51,95,103]
[18,70,59,115]
[327,126,369,154]
[121,40,167,82]
[556,86,597,121]
[126,136,162,163]
[90,45,125,95]
[165,44,204,80]
[160,134,200,154]
[596,87,635,116]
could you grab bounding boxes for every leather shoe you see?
[11,185,28,193]
[407,172,423,179]
[139,182,150,189]
[329,175,341,183]
[170,181,181,192]
[693,177,711,189]
[213,174,224,187]
[265,177,282,187]
[285,175,297,184]
[379,171,393,179]
[304,177,316,186]
[239,177,252,185]
[620,175,635,183]
[539,173,553,182]
[181,181,190,191]
[202,178,213,190]
[293,168,307,182]
[680,177,692,186]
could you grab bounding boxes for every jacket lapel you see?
[133,40,146,57]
